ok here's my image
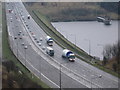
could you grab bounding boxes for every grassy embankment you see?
[25,2,119,22]
[25,5,120,78]
[2,2,50,88]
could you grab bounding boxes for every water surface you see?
[52,21,118,60]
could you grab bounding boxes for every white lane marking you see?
[7,7,60,88]
[6,7,58,88]
[19,50,60,88]
[9,30,59,88]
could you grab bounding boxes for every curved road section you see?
[5,0,119,89]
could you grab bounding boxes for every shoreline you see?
[51,19,119,23]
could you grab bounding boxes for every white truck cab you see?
[46,47,54,56]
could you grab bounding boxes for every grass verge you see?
[25,7,119,78]
[2,2,50,88]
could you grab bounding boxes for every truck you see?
[97,17,105,22]
[62,49,75,62]
[104,19,111,25]
[46,47,54,56]
[8,9,12,13]
[46,36,53,46]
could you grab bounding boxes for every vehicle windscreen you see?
[48,40,53,43]
[69,55,75,59]
[50,50,54,53]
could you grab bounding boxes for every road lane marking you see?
[9,31,60,88]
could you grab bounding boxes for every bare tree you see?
[103,42,120,66]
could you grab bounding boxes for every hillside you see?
[2,60,42,88]
[24,2,119,22]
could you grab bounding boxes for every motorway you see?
[5,1,119,89]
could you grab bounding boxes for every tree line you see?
[102,42,120,72]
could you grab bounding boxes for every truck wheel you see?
[62,55,65,58]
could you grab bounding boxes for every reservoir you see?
[52,21,118,60]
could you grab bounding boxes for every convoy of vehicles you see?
[12,12,75,62]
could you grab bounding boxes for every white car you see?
[40,38,43,41]
[42,46,45,50]
[14,36,17,39]
[21,43,24,46]
[19,36,22,39]
[19,31,22,33]
[24,46,28,49]
[38,43,41,46]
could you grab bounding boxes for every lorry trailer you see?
[62,49,75,62]
[46,36,53,46]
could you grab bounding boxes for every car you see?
[18,33,20,35]
[36,40,39,43]
[19,36,22,39]
[32,34,35,37]
[33,35,37,40]
[22,16,24,20]
[29,43,32,46]
[38,43,41,46]
[42,46,45,50]
[40,38,43,41]
[22,16,24,18]
[21,43,24,46]
[34,37,37,40]
[24,46,28,49]
[19,31,22,33]
[27,15,30,19]
[14,36,17,39]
